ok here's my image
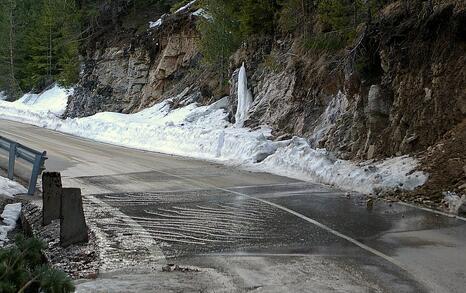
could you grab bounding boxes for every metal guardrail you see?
[0,135,47,195]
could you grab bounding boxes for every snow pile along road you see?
[0,203,22,246]
[0,81,428,194]
[257,137,427,194]
[10,84,72,116]
[0,176,27,197]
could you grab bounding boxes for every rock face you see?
[65,8,202,118]
[231,2,466,162]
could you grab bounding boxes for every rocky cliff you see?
[65,5,212,117]
[65,0,465,206]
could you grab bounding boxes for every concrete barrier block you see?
[42,172,62,225]
[60,188,88,247]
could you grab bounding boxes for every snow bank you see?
[10,84,72,116]
[0,91,7,101]
[257,137,427,194]
[0,83,428,195]
[0,203,22,246]
[0,93,276,164]
[0,176,27,197]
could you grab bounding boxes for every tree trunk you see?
[8,0,19,96]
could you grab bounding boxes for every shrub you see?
[304,29,355,52]
[0,235,74,293]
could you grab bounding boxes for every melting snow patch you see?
[0,203,22,246]
[192,8,212,20]
[0,176,27,197]
[11,84,72,116]
[256,137,428,194]
[149,18,162,28]
[442,192,466,214]
[175,0,197,14]
[0,91,7,101]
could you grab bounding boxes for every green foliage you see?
[278,0,304,32]
[170,0,192,12]
[263,51,283,72]
[238,0,277,36]
[317,0,356,30]
[0,0,397,96]
[0,235,74,293]
[304,31,348,51]
[298,0,379,52]
[36,265,75,293]
[197,0,242,81]
[317,0,389,30]
[198,0,279,79]
[0,0,82,96]
[0,0,22,98]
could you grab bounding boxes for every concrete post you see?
[60,188,89,247]
[8,142,16,179]
[42,172,62,226]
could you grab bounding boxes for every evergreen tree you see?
[278,0,315,34]
[24,0,81,89]
[0,0,21,98]
[239,0,277,36]
[0,0,81,95]
[0,235,74,293]
[198,0,242,82]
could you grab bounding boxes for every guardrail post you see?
[8,142,17,180]
[28,153,44,195]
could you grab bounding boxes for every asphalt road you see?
[1,119,466,293]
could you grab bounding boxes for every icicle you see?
[235,63,252,127]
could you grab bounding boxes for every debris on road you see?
[162,263,201,273]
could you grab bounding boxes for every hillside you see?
[63,0,465,212]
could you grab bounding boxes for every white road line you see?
[398,201,466,222]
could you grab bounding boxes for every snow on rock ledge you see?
[0,85,428,195]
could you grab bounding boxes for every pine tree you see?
[0,0,22,98]
[239,0,277,36]
[198,0,242,83]
[20,0,81,90]
[0,235,74,293]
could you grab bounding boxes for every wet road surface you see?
[1,119,466,292]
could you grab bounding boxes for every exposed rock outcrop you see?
[232,2,465,163]
[65,6,203,118]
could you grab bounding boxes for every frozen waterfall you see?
[235,63,252,127]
